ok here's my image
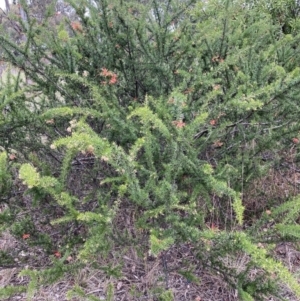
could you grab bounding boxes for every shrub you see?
[1,0,300,300]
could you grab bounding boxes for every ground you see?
[1,148,300,301]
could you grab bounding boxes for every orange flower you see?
[54,251,61,258]
[292,137,299,144]
[172,120,186,128]
[100,68,111,77]
[22,233,30,239]
[9,154,17,160]
[100,68,117,84]
[209,119,217,126]
[71,21,83,32]
[206,223,219,232]
[212,140,223,148]
[109,73,118,85]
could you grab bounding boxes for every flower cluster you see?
[172,120,186,128]
[100,68,118,85]
[71,21,83,32]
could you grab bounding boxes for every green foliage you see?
[271,195,300,223]
[19,269,38,301]
[106,283,114,301]
[0,206,14,231]
[238,288,254,301]
[128,105,171,139]
[150,230,175,257]
[19,164,41,189]
[0,250,14,265]
[0,151,11,197]
[11,216,36,238]
[2,0,300,299]
[0,285,26,300]
[235,232,300,296]
[19,259,81,300]
[67,285,103,301]
[158,289,174,301]
[276,224,300,239]
[177,269,200,285]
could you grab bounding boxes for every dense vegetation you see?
[1,0,300,300]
